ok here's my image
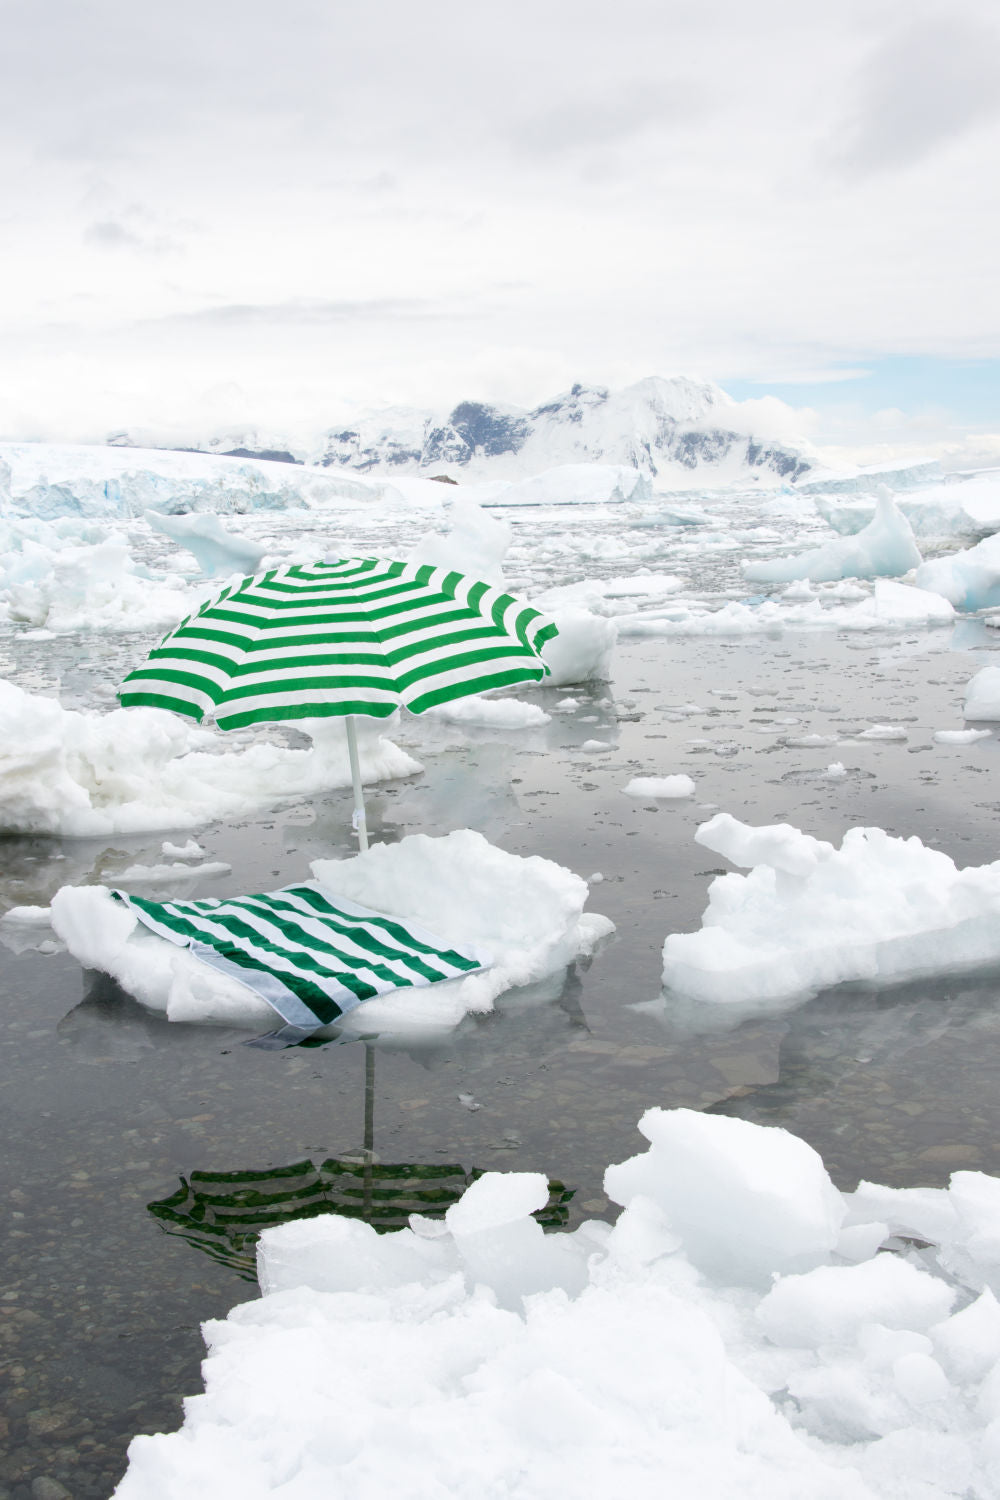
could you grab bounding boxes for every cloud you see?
[147,297,445,330]
[829,11,1000,174]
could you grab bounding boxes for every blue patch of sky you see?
[722,356,1000,426]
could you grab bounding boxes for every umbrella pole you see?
[363,1043,375,1220]
[345,715,369,851]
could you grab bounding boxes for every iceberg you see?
[145,509,269,576]
[743,492,922,585]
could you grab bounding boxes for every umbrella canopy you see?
[118,555,558,846]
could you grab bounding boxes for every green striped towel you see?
[111,883,492,1047]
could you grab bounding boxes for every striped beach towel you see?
[111,883,492,1047]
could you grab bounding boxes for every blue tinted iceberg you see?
[743,493,922,585]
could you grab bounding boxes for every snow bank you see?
[48,830,613,1034]
[0,683,421,836]
[743,492,922,585]
[661,813,1000,1010]
[916,533,1000,612]
[113,1105,1000,1500]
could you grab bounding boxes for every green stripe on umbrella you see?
[119,556,558,848]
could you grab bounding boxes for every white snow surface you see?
[112,1104,1000,1500]
[661,813,1000,1011]
[47,829,613,1036]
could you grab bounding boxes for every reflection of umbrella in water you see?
[119,557,558,849]
[147,1045,574,1280]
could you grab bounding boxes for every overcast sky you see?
[1,0,998,462]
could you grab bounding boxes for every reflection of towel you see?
[112,882,492,1046]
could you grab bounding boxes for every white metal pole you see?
[345,715,369,851]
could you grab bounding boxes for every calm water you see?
[3,624,1000,1498]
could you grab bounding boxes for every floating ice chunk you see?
[145,510,268,577]
[663,814,1000,1011]
[446,1172,550,1235]
[784,733,839,748]
[843,579,955,627]
[931,1289,1000,1383]
[964,665,1000,721]
[822,762,847,779]
[694,811,834,877]
[423,695,550,728]
[580,739,613,752]
[51,830,613,1036]
[857,725,907,741]
[113,1100,1000,1500]
[408,495,511,584]
[605,1107,845,1286]
[1,534,193,632]
[116,860,231,884]
[743,492,922,584]
[161,839,205,857]
[933,728,991,745]
[539,606,617,685]
[622,775,696,799]
[757,1255,955,1348]
[0,681,421,836]
[915,531,1000,611]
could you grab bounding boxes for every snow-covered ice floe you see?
[44,830,613,1036]
[0,682,421,836]
[112,1104,1000,1500]
[661,813,1000,1012]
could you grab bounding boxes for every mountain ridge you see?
[109,376,815,486]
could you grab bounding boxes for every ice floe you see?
[44,829,613,1036]
[112,1104,1000,1500]
[661,813,1000,1013]
[0,682,421,836]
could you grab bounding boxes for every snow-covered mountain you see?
[110,376,814,487]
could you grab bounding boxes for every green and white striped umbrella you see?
[119,555,558,846]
